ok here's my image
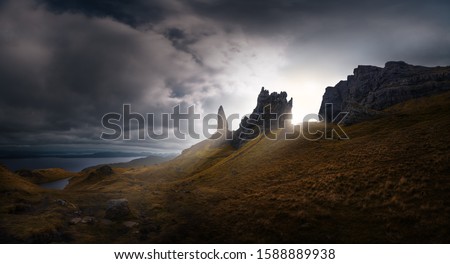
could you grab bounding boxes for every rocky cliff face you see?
[231,87,293,148]
[318,61,450,124]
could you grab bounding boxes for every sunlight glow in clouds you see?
[1,0,450,154]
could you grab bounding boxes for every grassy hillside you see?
[158,91,450,243]
[15,168,79,184]
[0,165,40,193]
[0,91,449,243]
[83,154,176,171]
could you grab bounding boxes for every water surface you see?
[39,177,71,190]
[0,157,143,172]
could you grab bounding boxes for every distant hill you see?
[82,154,176,171]
[0,151,163,159]
[15,168,78,184]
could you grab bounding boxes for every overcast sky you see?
[1,0,449,155]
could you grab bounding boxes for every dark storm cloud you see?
[37,0,168,27]
[0,0,273,154]
[0,0,203,151]
[32,0,450,66]
[187,0,450,65]
[189,0,450,30]
[0,0,450,155]
[163,27,206,65]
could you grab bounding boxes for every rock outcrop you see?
[217,105,228,132]
[86,165,113,180]
[318,61,450,124]
[231,87,293,148]
[210,105,231,142]
[105,198,130,220]
[95,165,113,175]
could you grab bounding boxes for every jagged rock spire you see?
[210,105,230,142]
[254,87,293,121]
[231,87,293,148]
[217,105,228,131]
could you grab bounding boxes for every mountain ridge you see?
[318,61,450,124]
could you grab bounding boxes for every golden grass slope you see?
[0,91,449,243]
[0,165,40,193]
[15,168,79,184]
[153,91,450,243]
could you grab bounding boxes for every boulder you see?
[81,216,96,224]
[55,199,67,206]
[69,217,82,225]
[123,221,139,228]
[105,198,130,220]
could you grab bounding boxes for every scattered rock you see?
[70,217,82,225]
[81,216,96,224]
[105,198,130,220]
[123,221,139,228]
[73,210,82,216]
[55,199,67,206]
